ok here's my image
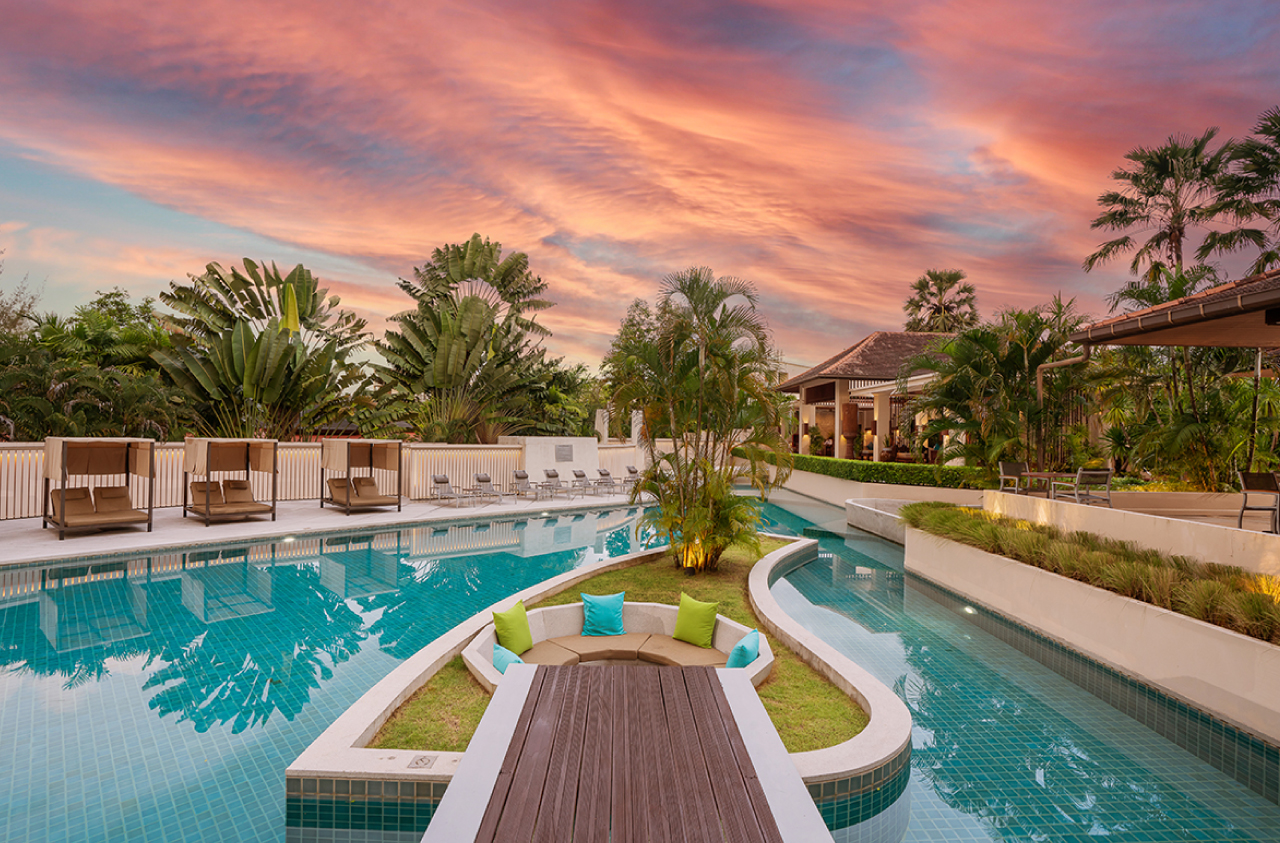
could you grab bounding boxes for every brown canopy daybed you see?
[183,438,277,525]
[42,437,155,541]
[320,439,402,514]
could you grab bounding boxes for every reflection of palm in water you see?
[142,565,367,733]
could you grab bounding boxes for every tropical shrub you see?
[613,267,793,572]
[741,450,986,489]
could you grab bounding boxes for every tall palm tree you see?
[902,269,978,332]
[1084,128,1233,276]
[1200,106,1280,275]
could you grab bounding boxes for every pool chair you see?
[570,469,599,496]
[541,469,573,499]
[622,465,641,490]
[467,473,506,505]
[511,470,550,501]
[431,475,476,507]
[595,468,622,494]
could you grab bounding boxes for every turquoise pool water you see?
[760,491,1280,843]
[0,508,651,843]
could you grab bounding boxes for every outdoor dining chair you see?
[998,461,1028,494]
[1237,471,1280,533]
[1051,469,1114,508]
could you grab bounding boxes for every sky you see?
[1,0,1277,368]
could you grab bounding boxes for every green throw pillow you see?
[493,600,533,655]
[673,592,719,649]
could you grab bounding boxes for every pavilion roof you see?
[1071,268,1280,348]
[777,331,952,393]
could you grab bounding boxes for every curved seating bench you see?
[462,601,774,692]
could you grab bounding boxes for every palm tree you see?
[1200,106,1280,275]
[1083,128,1232,276]
[902,269,979,332]
[614,267,792,572]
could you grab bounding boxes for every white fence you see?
[0,440,640,521]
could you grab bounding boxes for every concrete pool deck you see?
[0,490,640,568]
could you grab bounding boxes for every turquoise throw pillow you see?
[493,643,524,674]
[492,600,533,655]
[726,629,760,668]
[672,592,719,649]
[582,591,626,636]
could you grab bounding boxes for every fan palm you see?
[1200,106,1280,275]
[902,269,979,332]
[1084,128,1232,276]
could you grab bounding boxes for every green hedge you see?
[739,449,986,489]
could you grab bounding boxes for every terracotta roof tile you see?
[777,331,952,392]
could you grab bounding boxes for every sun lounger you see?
[511,470,549,501]
[325,476,400,513]
[431,474,475,507]
[622,465,641,490]
[570,469,599,496]
[47,486,151,535]
[467,473,506,505]
[540,469,573,499]
[187,480,275,521]
[595,468,621,494]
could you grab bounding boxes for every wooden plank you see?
[685,666,768,843]
[494,665,575,843]
[532,666,591,843]
[474,666,549,843]
[572,667,614,843]
[611,666,634,843]
[636,664,676,843]
[659,667,721,841]
[705,668,787,843]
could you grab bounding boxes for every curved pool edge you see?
[749,534,913,785]
[286,545,668,783]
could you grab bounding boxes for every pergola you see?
[777,331,952,460]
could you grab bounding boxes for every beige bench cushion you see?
[520,640,580,667]
[94,486,134,512]
[639,635,728,667]
[548,633,652,661]
[50,487,94,519]
[222,479,258,503]
[62,510,150,527]
[190,481,224,507]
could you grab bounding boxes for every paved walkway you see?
[0,491,635,568]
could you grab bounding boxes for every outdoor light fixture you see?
[283,536,296,543]
[963,606,975,614]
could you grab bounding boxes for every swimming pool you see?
[0,507,652,843]
[760,491,1280,843]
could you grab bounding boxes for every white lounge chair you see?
[431,474,475,507]
[541,469,573,499]
[511,470,550,501]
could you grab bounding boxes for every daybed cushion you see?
[493,600,533,655]
[726,628,760,668]
[190,481,224,507]
[210,501,274,515]
[673,592,719,649]
[493,643,524,674]
[582,591,625,636]
[352,476,382,497]
[222,479,257,503]
[548,633,651,661]
[94,486,133,513]
[327,477,353,504]
[639,635,728,667]
[520,640,580,666]
[50,487,94,519]
[63,510,150,526]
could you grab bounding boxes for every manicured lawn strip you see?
[370,537,870,753]
[901,501,1280,643]
[370,655,491,752]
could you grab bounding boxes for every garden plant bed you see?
[371,537,869,754]
[902,501,1280,643]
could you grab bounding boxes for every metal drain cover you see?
[408,755,435,769]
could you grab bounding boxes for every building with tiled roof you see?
[777,331,952,460]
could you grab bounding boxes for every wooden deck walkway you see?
[425,664,828,843]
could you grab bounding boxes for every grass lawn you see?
[370,537,869,753]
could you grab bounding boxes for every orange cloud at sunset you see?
[0,0,1275,365]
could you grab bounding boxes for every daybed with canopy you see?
[183,438,277,525]
[320,439,402,514]
[42,437,155,541]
